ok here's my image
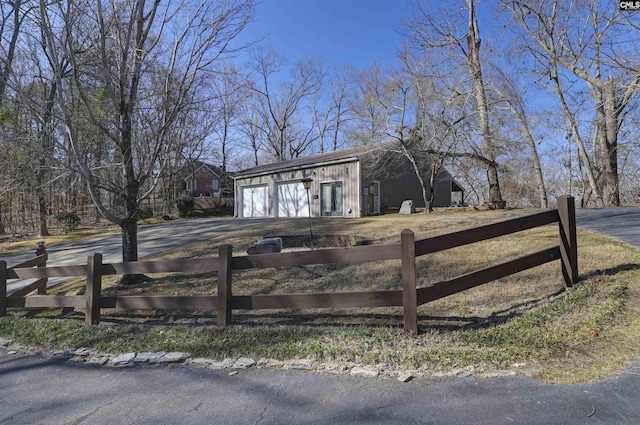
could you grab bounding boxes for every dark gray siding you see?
[360,153,453,211]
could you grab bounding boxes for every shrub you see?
[211,203,234,217]
[53,211,81,234]
[138,205,154,220]
[175,195,195,218]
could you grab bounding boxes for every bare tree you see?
[40,0,253,285]
[405,0,505,207]
[22,68,59,236]
[504,0,640,206]
[249,48,323,161]
[364,59,466,212]
[490,67,548,208]
[237,96,264,167]
[411,85,470,210]
[209,62,250,196]
[346,64,389,146]
[373,70,424,199]
[464,0,504,207]
[0,0,32,107]
[311,65,354,152]
[0,0,35,235]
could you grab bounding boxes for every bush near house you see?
[175,195,195,218]
[53,211,81,234]
[137,206,154,220]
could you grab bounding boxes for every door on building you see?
[241,185,268,217]
[276,182,309,217]
[321,181,343,216]
[371,181,381,214]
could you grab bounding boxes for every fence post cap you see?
[35,241,46,255]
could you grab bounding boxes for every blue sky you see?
[236,0,503,70]
[239,0,414,68]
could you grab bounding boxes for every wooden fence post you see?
[401,229,418,335]
[557,195,578,288]
[217,245,233,328]
[0,261,6,317]
[35,242,47,295]
[85,253,103,326]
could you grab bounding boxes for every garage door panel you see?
[277,182,308,217]
[242,186,268,217]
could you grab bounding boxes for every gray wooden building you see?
[233,145,464,218]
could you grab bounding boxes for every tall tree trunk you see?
[551,62,604,207]
[511,105,547,208]
[426,169,436,213]
[566,133,572,197]
[36,81,58,237]
[492,79,548,209]
[0,203,5,235]
[93,138,104,223]
[35,176,50,236]
[402,146,432,214]
[117,217,150,287]
[117,94,149,286]
[0,0,23,106]
[0,2,24,236]
[466,0,504,208]
[121,217,138,263]
[118,127,142,283]
[117,198,150,287]
[601,79,620,206]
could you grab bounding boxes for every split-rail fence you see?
[0,196,578,335]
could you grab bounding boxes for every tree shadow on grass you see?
[580,263,640,280]
[77,285,570,334]
[24,264,640,334]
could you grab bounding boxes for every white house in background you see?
[233,145,464,218]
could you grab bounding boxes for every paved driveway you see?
[3,217,269,294]
[1,348,639,425]
[3,217,269,266]
[575,207,640,247]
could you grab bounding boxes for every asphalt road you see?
[1,350,639,425]
[1,208,640,424]
[575,207,640,247]
[4,217,271,266]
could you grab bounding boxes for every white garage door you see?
[242,186,268,217]
[277,182,309,217]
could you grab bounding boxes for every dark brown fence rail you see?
[0,196,578,334]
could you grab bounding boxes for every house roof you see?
[233,144,385,178]
[234,143,466,194]
[182,160,233,180]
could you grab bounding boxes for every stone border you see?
[0,336,540,382]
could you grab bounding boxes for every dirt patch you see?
[267,234,372,248]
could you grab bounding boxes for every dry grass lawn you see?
[2,208,640,383]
